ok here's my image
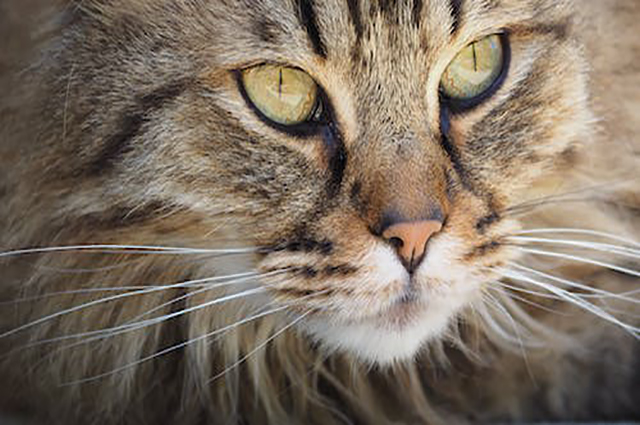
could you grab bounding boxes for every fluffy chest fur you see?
[0,1,639,424]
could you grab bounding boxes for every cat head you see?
[13,0,593,364]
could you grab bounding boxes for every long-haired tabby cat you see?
[0,0,639,424]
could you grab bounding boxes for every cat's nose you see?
[382,220,443,274]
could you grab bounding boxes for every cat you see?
[0,0,639,424]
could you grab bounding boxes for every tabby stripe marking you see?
[412,0,424,27]
[347,0,363,43]
[476,211,501,234]
[254,17,280,43]
[297,0,327,59]
[376,0,393,17]
[464,240,501,260]
[449,0,463,35]
[87,79,190,175]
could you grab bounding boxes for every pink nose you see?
[382,220,443,273]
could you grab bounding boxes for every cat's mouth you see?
[299,280,464,364]
[355,275,452,328]
[378,289,429,328]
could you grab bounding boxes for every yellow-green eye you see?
[241,64,319,126]
[440,34,505,103]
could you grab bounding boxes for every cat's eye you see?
[440,34,507,109]
[241,64,320,127]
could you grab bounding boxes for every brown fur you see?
[1,1,639,424]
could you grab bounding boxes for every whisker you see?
[1,270,268,306]
[490,280,561,300]
[486,286,571,344]
[13,269,321,362]
[514,228,640,249]
[517,247,640,278]
[90,269,296,338]
[504,179,637,216]
[510,263,640,305]
[26,283,271,348]
[0,244,259,259]
[484,291,538,346]
[59,290,328,386]
[508,236,640,259]
[0,272,263,340]
[33,260,146,274]
[28,251,251,275]
[507,197,607,216]
[206,310,312,384]
[475,295,536,349]
[495,278,640,303]
[499,269,640,338]
[488,282,567,313]
[1,287,166,306]
[203,287,333,348]
[60,305,290,386]
[484,290,540,382]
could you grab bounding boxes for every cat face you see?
[29,0,592,364]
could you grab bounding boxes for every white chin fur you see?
[300,235,479,365]
[302,309,452,364]
[301,278,475,365]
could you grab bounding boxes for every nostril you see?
[388,237,404,250]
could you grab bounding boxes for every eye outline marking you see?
[439,32,512,115]
[234,65,332,138]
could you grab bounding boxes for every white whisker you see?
[490,280,563,300]
[123,270,290,326]
[504,179,636,215]
[510,263,640,305]
[60,305,290,386]
[488,282,567,315]
[2,271,266,306]
[0,272,263,340]
[0,244,259,259]
[487,286,570,344]
[30,285,270,347]
[206,310,312,384]
[59,290,328,386]
[30,252,250,275]
[1,287,164,305]
[484,290,540,383]
[483,291,539,348]
[19,275,325,365]
[475,297,529,348]
[508,236,640,259]
[500,269,640,338]
[34,260,145,274]
[514,228,640,249]
[517,247,640,278]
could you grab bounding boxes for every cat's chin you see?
[300,292,469,365]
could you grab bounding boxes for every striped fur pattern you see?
[0,0,639,424]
